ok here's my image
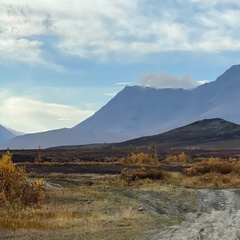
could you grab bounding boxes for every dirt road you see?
[144,189,240,240]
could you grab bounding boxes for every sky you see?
[1,0,240,133]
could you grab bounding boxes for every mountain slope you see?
[1,128,139,149]
[0,125,16,144]
[117,118,240,149]
[74,87,192,135]
[75,64,240,136]
[2,64,240,149]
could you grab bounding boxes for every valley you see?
[1,145,240,239]
[1,64,240,239]
[1,1,240,239]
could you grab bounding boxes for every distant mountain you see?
[74,64,240,135]
[0,125,16,144]
[2,64,240,149]
[2,128,136,149]
[117,118,240,149]
[73,86,192,135]
[5,127,25,136]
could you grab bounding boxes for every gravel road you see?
[143,189,240,240]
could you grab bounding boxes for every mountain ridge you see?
[2,64,240,149]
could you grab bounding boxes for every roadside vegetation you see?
[182,156,240,188]
[0,171,195,240]
[118,152,240,189]
[1,149,240,239]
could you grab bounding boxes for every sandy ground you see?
[143,189,240,240]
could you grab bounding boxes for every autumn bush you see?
[185,158,233,176]
[181,171,240,189]
[163,152,190,165]
[120,167,169,184]
[119,152,158,166]
[0,151,45,209]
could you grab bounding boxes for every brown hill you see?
[117,118,240,149]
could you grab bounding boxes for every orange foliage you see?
[0,151,45,209]
[120,167,168,184]
[119,152,158,165]
[163,152,189,165]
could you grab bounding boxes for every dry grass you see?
[179,157,240,188]
[119,156,240,189]
[0,173,185,240]
[4,152,240,239]
[181,172,240,189]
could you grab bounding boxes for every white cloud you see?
[0,94,94,133]
[0,38,42,63]
[53,0,240,58]
[1,0,240,64]
[140,71,202,89]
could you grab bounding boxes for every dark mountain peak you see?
[119,118,240,149]
[183,118,238,129]
[159,118,240,139]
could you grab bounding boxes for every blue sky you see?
[1,0,240,133]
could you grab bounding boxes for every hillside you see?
[117,118,240,149]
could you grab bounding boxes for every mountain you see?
[4,127,25,136]
[2,64,240,149]
[74,64,240,136]
[2,128,137,149]
[0,125,16,144]
[73,87,192,135]
[117,118,240,149]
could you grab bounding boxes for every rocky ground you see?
[143,189,240,240]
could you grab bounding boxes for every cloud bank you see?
[1,0,240,65]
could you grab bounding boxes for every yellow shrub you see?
[0,151,45,209]
[185,159,232,176]
[163,152,189,165]
[120,167,169,184]
[119,152,158,165]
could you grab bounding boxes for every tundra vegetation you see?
[1,149,240,239]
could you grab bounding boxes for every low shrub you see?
[0,151,45,209]
[181,172,240,189]
[185,159,232,176]
[119,152,158,165]
[120,167,169,184]
[163,152,190,165]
